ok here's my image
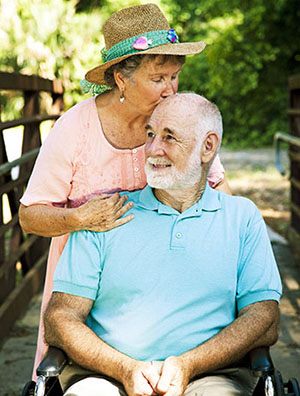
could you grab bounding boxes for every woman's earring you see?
[120,91,125,103]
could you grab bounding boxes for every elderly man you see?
[44,93,281,396]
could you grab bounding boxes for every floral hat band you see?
[83,4,206,93]
[81,29,179,95]
[103,29,179,63]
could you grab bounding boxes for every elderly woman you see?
[19,3,230,378]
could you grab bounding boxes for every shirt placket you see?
[132,148,144,189]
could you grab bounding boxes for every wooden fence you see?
[0,72,64,341]
[288,75,300,260]
[275,74,300,262]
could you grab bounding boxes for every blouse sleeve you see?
[207,154,225,188]
[20,107,82,207]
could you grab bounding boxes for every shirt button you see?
[134,167,139,172]
[176,232,182,239]
[132,149,137,154]
[133,157,138,162]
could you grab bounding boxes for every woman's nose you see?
[161,80,177,98]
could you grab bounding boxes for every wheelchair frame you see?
[22,346,299,396]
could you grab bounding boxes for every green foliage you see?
[0,0,161,115]
[0,0,106,109]
[0,0,299,147]
[163,0,300,147]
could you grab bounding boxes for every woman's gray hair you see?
[104,54,186,88]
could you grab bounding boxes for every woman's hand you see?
[19,193,134,237]
[75,192,134,232]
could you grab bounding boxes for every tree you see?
[162,0,300,146]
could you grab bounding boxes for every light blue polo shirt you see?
[53,184,282,361]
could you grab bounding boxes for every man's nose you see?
[146,137,166,156]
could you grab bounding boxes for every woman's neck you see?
[95,90,149,150]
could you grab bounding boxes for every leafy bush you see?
[163,0,300,147]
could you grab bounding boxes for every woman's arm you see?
[19,193,134,237]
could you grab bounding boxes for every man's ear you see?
[113,69,126,92]
[201,131,220,164]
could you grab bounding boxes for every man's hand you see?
[123,361,161,396]
[156,356,190,396]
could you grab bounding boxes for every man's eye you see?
[153,77,163,83]
[166,135,174,140]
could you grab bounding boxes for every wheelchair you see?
[22,346,299,396]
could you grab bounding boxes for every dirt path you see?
[220,147,290,237]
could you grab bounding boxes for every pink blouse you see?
[20,96,224,378]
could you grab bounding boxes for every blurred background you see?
[1,0,299,145]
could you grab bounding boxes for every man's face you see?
[145,99,203,190]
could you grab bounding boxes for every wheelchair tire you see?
[21,380,35,396]
[274,369,285,396]
[286,378,300,396]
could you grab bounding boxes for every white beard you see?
[145,149,202,190]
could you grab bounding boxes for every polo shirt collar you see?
[137,183,221,215]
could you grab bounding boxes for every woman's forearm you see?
[19,203,79,237]
[19,194,134,237]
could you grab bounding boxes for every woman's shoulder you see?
[58,96,96,125]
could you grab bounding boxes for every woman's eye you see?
[153,77,163,83]
[147,131,155,138]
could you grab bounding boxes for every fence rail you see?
[0,71,64,341]
[287,74,300,260]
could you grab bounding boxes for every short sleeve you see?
[236,203,282,311]
[207,154,225,188]
[53,230,103,300]
[20,109,81,207]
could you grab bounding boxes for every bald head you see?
[152,93,223,145]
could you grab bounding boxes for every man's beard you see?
[145,148,202,190]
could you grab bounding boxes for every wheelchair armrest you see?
[36,346,68,377]
[249,346,274,377]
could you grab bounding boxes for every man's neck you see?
[153,176,207,213]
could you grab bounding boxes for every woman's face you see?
[123,56,182,116]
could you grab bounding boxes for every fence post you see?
[287,75,300,262]
[0,72,63,341]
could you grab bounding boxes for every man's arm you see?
[156,300,279,396]
[44,292,160,396]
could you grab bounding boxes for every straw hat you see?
[85,3,206,85]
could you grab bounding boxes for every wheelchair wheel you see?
[274,369,285,396]
[44,377,63,396]
[21,380,35,396]
[286,378,300,396]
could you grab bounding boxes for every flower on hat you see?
[132,36,153,50]
[167,29,178,43]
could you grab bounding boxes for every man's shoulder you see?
[120,189,145,205]
[216,189,261,220]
